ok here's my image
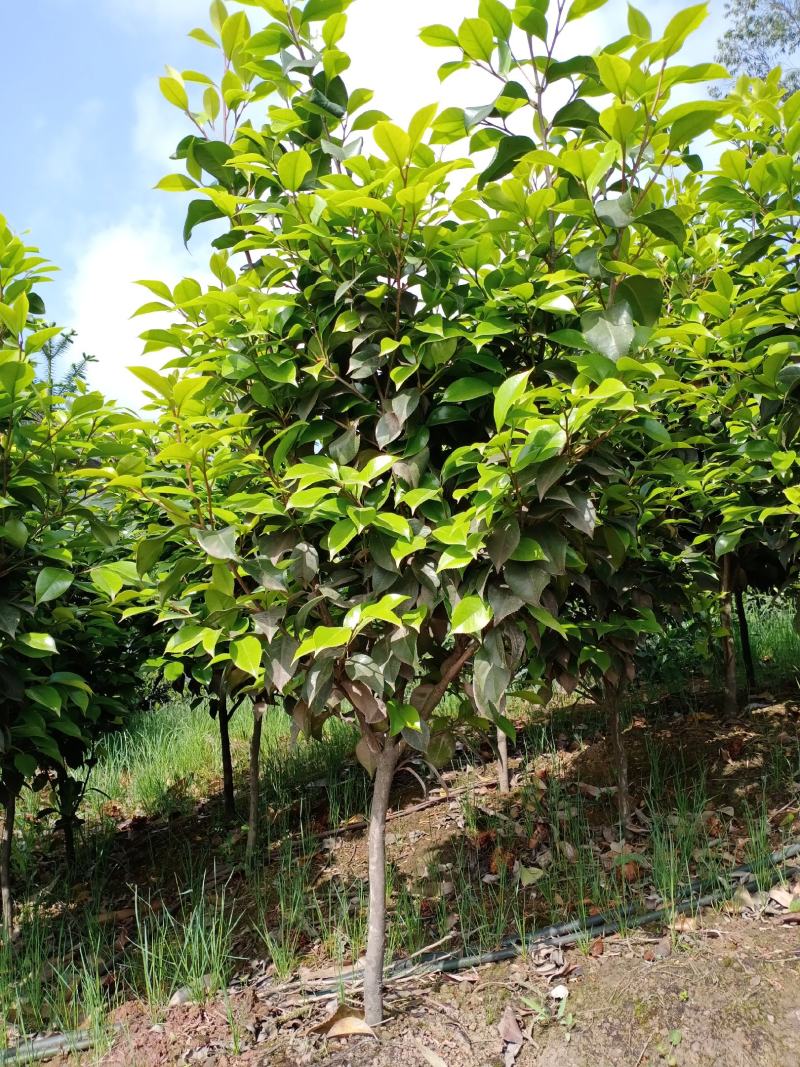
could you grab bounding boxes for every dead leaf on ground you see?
[671,914,697,933]
[768,886,794,910]
[504,1043,523,1067]
[416,1044,448,1067]
[498,1005,525,1045]
[310,1004,376,1039]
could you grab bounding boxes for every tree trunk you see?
[1,793,15,940]
[735,587,756,692]
[363,739,400,1028]
[246,702,264,865]
[56,767,76,870]
[218,694,236,821]
[720,554,738,716]
[496,726,510,794]
[608,695,630,825]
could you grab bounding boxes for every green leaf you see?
[278,148,312,191]
[442,376,495,403]
[155,173,198,192]
[715,530,743,558]
[627,3,651,38]
[0,603,20,638]
[615,277,663,327]
[479,0,512,38]
[295,625,352,659]
[595,53,631,97]
[159,75,189,110]
[388,700,422,735]
[457,17,495,62]
[26,685,62,713]
[637,208,685,247]
[566,0,610,21]
[0,518,28,548]
[420,24,459,47]
[373,122,411,168]
[16,633,57,655]
[494,370,530,430]
[451,595,493,635]
[90,566,125,600]
[129,365,173,400]
[183,198,224,245]
[231,635,263,676]
[478,135,535,188]
[137,535,167,576]
[35,568,73,606]
[196,526,238,560]
[669,108,720,148]
[661,3,707,58]
[582,304,635,361]
[596,193,633,228]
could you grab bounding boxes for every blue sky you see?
[2,0,727,406]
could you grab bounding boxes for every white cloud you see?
[133,78,188,176]
[66,213,205,410]
[346,0,493,126]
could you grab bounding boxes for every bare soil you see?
[65,914,800,1066]
[29,694,800,1066]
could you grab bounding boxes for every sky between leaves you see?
[2,0,725,408]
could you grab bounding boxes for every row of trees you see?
[2,0,800,1026]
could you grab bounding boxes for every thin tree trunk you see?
[720,554,738,716]
[246,702,264,865]
[1,793,15,940]
[496,726,510,794]
[56,766,76,870]
[735,587,756,692]
[363,739,400,1028]
[608,695,630,825]
[218,694,236,821]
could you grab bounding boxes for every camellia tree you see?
[0,217,146,935]
[110,0,753,1025]
[648,70,800,712]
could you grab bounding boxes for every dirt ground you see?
[31,694,800,1066]
[83,913,800,1067]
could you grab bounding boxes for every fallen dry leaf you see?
[498,1005,525,1045]
[417,1044,448,1067]
[768,886,794,910]
[504,1043,523,1067]
[311,1005,376,1040]
[671,914,697,933]
[578,782,602,799]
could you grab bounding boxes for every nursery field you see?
[2,603,799,1066]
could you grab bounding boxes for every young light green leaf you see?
[374,122,411,168]
[451,595,493,635]
[494,370,531,430]
[278,148,313,191]
[457,17,495,62]
[231,635,263,676]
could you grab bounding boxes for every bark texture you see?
[363,739,400,1027]
[246,702,264,865]
[720,554,738,716]
[1,793,15,940]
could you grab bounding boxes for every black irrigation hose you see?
[301,840,800,993]
[404,841,800,978]
[0,1031,98,1065]
[4,844,800,1063]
